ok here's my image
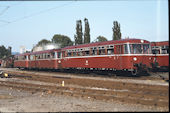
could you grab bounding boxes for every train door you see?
[115,44,123,70]
[57,51,62,69]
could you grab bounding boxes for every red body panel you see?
[61,55,152,70]
[28,59,57,69]
[14,60,28,68]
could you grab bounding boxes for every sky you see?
[0,0,169,52]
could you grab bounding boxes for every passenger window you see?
[84,51,90,56]
[99,46,106,55]
[77,51,83,56]
[92,47,97,55]
[116,45,123,54]
[58,52,61,58]
[62,51,65,57]
[51,52,55,58]
[67,52,72,57]
[73,52,77,56]
[107,49,114,55]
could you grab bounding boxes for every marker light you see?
[133,57,137,61]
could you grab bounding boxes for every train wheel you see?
[131,69,138,76]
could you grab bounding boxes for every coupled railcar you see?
[151,41,169,70]
[14,39,153,75]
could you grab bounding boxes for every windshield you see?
[124,44,151,54]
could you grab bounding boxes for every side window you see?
[62,51,65,57]
[107,45,114,55]
[116,45,123,54]
[98,46,106,55]
[51,52,55,58]
[124,44,129,54]
[67,52,72,57]
[92,47,97,55]
[73,52,77,56]
[84,50,90,56]
[77,51,83,56]
[58,52,61,58]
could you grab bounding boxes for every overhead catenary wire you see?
[0,6,10,16]
[0,2,23,17]
[0,1,76,28]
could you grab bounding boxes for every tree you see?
[0,45,10,59]
[96,36,108,42]
[74,20,83,45]
[112,21,121,40]
[84,18,90,44]
[52,34,73,48]
[36,39,51,46]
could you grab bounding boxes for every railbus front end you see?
[116,40,153,75]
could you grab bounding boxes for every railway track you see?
[0,68,169,109]
[1,68,169,81]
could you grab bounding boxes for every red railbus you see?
[14,49,62,69]
[14,39,153,75]
[151,41,169,70]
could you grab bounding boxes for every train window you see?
[84,51,90,56]
[51,52,55,58]
[62,51,65,57]
[161,49,167,54]
[99,46,106,55]
[67,52,72,57]
[143,44,150,54]
[92,50,97,55]
[77,51,83,56]
[30,55,34,60]
[124,44,129,54]
[73,52,77,56]
[46,53,50,59]
[129,44,142,54]
[152,49,160,54]
[110,45,114,48]
[107,49,114,55]
[38,55,41,59]
[40,54,43,59]
[58,52,61,58]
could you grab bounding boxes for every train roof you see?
[151,41,169,46]
[15,38,150,56]
[62,38,150,50]
[15,48,61,56]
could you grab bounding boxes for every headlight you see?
[133,57,137,61]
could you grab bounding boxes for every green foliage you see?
[37,39,51,46]
[0,45,11,59]
[74,20,83,45]
[96,36,108,42]
[52,34,73,48]
[84,18,90,44]
[112,21,121,40]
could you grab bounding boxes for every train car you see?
[14,38,153,75]
[60,38,153,75]
[14,49,62,69]
[151,41,169,70]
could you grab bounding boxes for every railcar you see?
[14,39,153,75]
[14,49,62,69]
[151,41,169,71]
[61,39,153,75]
